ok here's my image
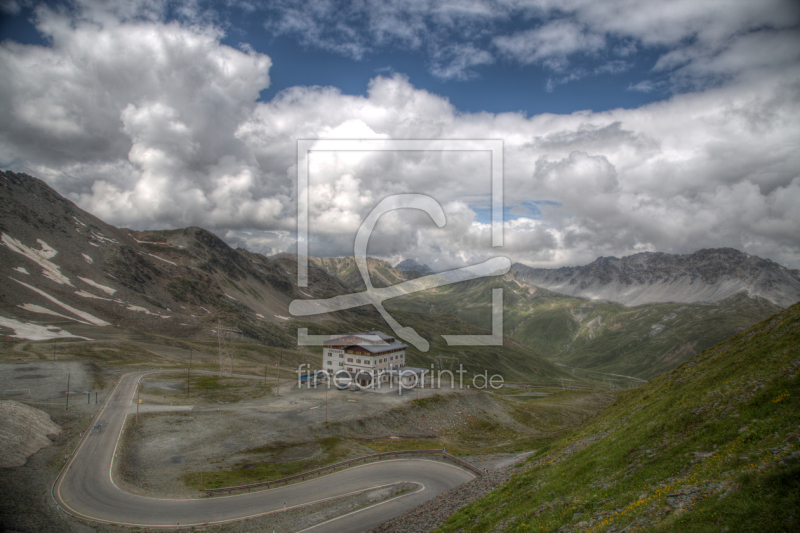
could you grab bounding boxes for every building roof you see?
[323,330,407,353]
[344,340,407,354]
[325,330,397,346]
[366,330,395,341]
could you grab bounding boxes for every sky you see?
[0,0,799,272]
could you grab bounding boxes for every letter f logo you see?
[290,194,509,351]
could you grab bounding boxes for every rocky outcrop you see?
[0,400,61,468]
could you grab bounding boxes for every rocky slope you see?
[512,248,800,307]
[0,170,354,345]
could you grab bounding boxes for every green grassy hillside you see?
[309,256,419,289]
[384,273,781,380]
[297,309,579,385]
[436,301,800,533]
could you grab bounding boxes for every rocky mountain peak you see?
[512,248,800,307]
[394,258,433,275]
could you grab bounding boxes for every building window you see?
[356,359,361,364]
[338,354,343,358]
[347,358,353,362]
[339,362,344,366]
[326,361,332,365]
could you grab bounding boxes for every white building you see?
[322,330,408,385]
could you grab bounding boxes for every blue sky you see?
[0,1,799,269]
[1,1,666,115]
[220,11,665,116]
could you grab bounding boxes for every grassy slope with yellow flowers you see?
[436,301,800,533]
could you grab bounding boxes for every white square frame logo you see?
[295,139,505,348]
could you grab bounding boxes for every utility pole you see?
[325,389,328,423]
[65,373,70,411]
[188,348,192,398]
[275,352,282,396]
[136,380,140,424]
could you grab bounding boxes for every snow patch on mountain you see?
[78,277,116,295]
[0,316,90,341]
[89,231,117,245]
[74,290,112,301]
[126,305,155,315]
[1,233,72,286]
[148,253,176,266]
[18,303,91,325]
[10,278,110,326]
[13,267,29,275]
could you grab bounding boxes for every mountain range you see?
[0,170,568,383]
[2,169,799,382]
[512,249,800,307]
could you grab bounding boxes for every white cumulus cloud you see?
[0,0,799,271]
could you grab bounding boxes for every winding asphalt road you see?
[52,371,476,531]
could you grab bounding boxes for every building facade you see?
[322,330,407,383]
